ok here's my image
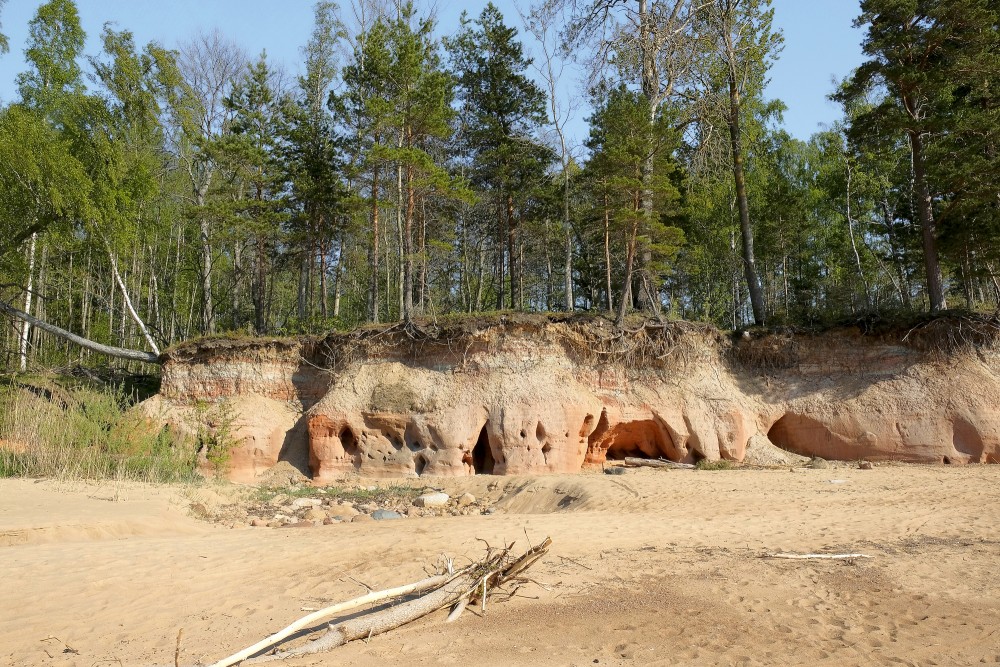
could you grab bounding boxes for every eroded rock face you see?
[144,320,1000,482]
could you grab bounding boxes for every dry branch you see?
[763,553,873,560]
[233,537,551,663]
[210,573,454,667]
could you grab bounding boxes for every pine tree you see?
[447,3,552,310]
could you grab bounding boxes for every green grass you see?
[695,459,735,471]
[0,375,198,483]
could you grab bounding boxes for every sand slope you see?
[2,466,1000,666]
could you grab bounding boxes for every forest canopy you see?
[1,0,998,371]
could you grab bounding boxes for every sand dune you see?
[2,465,999,666]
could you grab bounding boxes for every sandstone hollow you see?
[138,313,1000,483]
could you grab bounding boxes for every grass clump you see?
[0,375,197,483]
[695,459,735,471]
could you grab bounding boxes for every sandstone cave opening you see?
[766,415,798,454]
[473,424,495,474]
[413,452,427,475]
[339,427,358,456]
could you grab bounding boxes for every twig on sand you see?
[174,628,183,667]
[211,538,552,666]
[763,552,873,560]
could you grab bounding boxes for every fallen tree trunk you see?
[623,457,695,470]
[0,300,160,364]
[241,537,552,663]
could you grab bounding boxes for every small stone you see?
[859,461,873,470]
[352,514,374,523]
[604,466,628,475]
[484,506,498,515]
[250,518,267,527]
[304,507,328,521]
[283,520,313,528]
[457,493,476,507]
[372,509,403,521]
[292,497,322,508]
[413,492,450,508]
[282,516,299,525]
[358,503,379,514]
[808,457,830,469]
[322,517,340,525]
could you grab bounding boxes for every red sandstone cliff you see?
[139,315,1000,483]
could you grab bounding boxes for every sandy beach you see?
[2,464,999,666]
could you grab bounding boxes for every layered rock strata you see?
[142,318,1000,482]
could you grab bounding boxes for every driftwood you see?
[210,574,454,667]
[226,537,551,664]
[623,457,696,470]
[764,552,873,560]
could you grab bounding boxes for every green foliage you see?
[695,458,734,471]
[0,376,196,482]
[191,399,240,477]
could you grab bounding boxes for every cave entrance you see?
[602,420,671,461]
[472,424,495,474]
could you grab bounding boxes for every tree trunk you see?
[604,192,614,312]
[369,164,381,324]
[18,232,38,371]
[727,70,765,325]
[1,300,159,364]
[106,241,161,356]
[616,218,639,327]
[403,163,415,322]
[507,194,519,310]
[844,159,871,310]
[199,212,214,334]
[908,130,947,312]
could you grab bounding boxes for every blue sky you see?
[0,1,865,143]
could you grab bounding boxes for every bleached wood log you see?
[210,573,454,667]
[623,457,696,470]
[244,537,553,663]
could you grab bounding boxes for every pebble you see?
[322,517,340,525]
[292,498,322,508]
[457,493,476,507]
[372,509,403,521]
[413,492,450,508]
[352,514,374,523]
[250,518,267,527]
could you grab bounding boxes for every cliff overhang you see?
[140,313,1000,483]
